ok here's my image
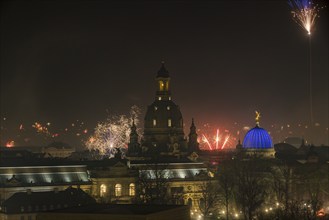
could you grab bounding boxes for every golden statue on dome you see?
[255,111,261,126]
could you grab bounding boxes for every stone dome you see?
[144,100,183,133]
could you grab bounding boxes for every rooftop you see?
[48,204,187,215]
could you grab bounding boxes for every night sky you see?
[1,0,328,147]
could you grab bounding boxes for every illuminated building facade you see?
[0,165,91,204]
[129,159,209,208]
[88,160,138,204]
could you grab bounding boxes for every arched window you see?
[115,184,122,197]
[168,118,172,127]
[153,119,157,127]
[100,184,106,197]
[129,183,135,196]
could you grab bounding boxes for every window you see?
[129,183,135,196]
[169,96,171,100]
[159,81,164,91]
[100,184,106,197]
[115,184,122,197]
[158,97,161,100]
[154,106,158,111]
[168,119,172,127]
[153,119,157,127]
[167,106,170,110]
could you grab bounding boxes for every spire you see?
[157,61,170,78]
[190,118,196,133]
[188,118,199,152]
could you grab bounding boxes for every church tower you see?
[142,62,187,156]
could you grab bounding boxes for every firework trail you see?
[221,135,230,150]
[288,0,324,134]
[85,105,141,157]
[215,129,220,150]
[202,134,213,150]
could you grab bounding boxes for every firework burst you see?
[85,105,141,157]
[288,0,320,35]
[200,128,233,151]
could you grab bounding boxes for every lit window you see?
[168,119,172,127]
[100,184,106,197]
[129,183,135,196]
[153,119,157,127]
[154,106,158,111]
[169,96,171,100]
[167,106,170,110]
[115,184,122,197]
[158,97,162,100]
[159,81,164,91]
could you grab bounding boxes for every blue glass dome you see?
[242,125,273,149]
